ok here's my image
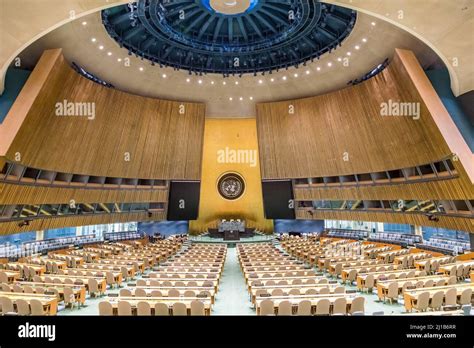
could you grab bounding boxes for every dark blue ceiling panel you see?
[102,0,356,76]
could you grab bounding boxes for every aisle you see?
[212,246,255,315]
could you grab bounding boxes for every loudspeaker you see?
[261,180,295,219]
[167,181,200,221]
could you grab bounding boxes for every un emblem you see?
[217,173,245,200]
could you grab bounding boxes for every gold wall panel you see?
[189,118,273,234]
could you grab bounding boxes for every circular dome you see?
[102,0,356,76]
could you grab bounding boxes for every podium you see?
[224,230,240,241]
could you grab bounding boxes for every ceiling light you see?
[229,97,233,101]
[355,45,360,50]
[82,21,87,26]
[139,67,144,71]
[362,38,367,43]
[371,22,376,26]
[117,58,122,62]
[346,52,351,56]
[294,73,298,78]
[270,78,275,82]
[198,80,203,84]
[305,70,310,75]
[223,81,227,85]
[107,52,112,56]
[235,81,239,85]
[162,74,167,78]
[249,97,253,100]
[211,81,215,85]
[186,78,190,83]
[98,45,104,50]
[327,62,332,67]
[337,57,342,62]
[258,80,263,84]
[91,38,96,43]
[239,97,243,101]
[282,76,287,80]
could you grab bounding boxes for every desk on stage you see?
[208,220,255,240]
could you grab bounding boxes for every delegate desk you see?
[62,268,123,285]
[130,287,216,304]
[137,279,218,292]
[403,283,474,312]
[341,264,401,282]
[414,256,453,271]
[37,275,107,294]
[16,281,87,305]
[249,284,340,304]
[376,275,452,301]
[255,293,358,315]
[106,296,212,315]
[0,291,58,315]
[356,269,425,290]
[97,259,145,274]
[438,261,474,275]
[2,270,20,283]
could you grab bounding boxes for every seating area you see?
[421,237,470,254]
[326,229,368,240]
[368,232,422,247]
[0,235,185,315]
[98,243,226,316]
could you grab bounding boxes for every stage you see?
[188,234,274,245]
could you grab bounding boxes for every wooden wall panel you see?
[0,182,168,205]
[0,211,166,235]
[296,210,474,233]
[256,50,454,179]
[4,49,205,180]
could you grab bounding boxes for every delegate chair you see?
[16,299,31,316]
[414,292,430,312]
[190,300,205,316]
[385,282,399,304]
[430,291,444,311]
[30,299,46,315]
[117,301,132,316]
[459,288,472,306]
[0,297,14,314]
[155,303,170,316]
[444,288,457,307]
[350,297,365,314]
[99,301,114,316]
[172,302,187,316]
[277,300,292,316]
[315,299,330,315]
[296,300,312,316]
[137,301,151,316]
[119,289,132,297]
[333,297,347,315]
[135,289,147,297]
[260,299,275,316]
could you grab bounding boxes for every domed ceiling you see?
[102,0,356,76]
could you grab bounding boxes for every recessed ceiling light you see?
[198,80,203,84]
[258,79,263,84]
[229,97,233,101]
[249,96,253,100]
[337,57,342,62]
[316,67,321,71]
[91,38,96,43]
[305,70,310,75]
[82,21,87,26]
[294,73,298,78]
[107,52,112,56]
[186,78,190,83]
[371,22,376,26]
[117,58,122,62]
[211,81,215,85]
[235,81,239,85]
[327,62,332,67]
[346,52,351,56]
[162,74,167,78]
[98,45,104,50]
[362,38,367,43]
[355,45,360,50]
[239,97,243,101]
[282,76,287,80]
[139,67,144,71]
[270,78,275,82]
[223,81,227,85]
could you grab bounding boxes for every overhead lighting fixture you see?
[162,74,167,78]
[346,52,351,56]
[316,67,321,71]
[294,73,298,78]
[235,81,239,85]
[211,81,215,85]
[98,45,104,50]
[327,62,332,67]
[186,78,190,83]
[117,58,122,62]
[223,81,227,85]
[282,76,287,80]
[270,78,275,82]
[229,97,233,101]
[249,96,253,100]
[371,22,376,26]
[258,80,263,84]
[337,57,342,62]
[239,97,243,101]
[107,52,112,56]
[362,38,367,42]
[82,21,87,26]
[91,38,96,43]
[139,67,144,71]
[198,79,203,84]
[305,70,310,75]
[355,45,360,50]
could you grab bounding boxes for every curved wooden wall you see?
[4,49,205,180]
[257,49,473,232]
